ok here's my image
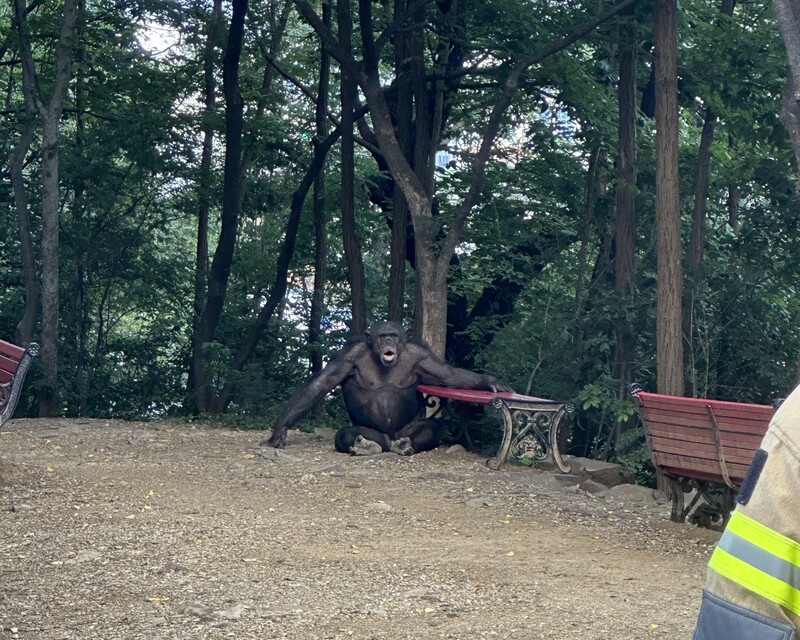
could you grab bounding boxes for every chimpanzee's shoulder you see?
[405,338,436,359]
[338,338,370,361]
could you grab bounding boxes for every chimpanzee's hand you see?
[262,428,287,448]
[488,377,514,393]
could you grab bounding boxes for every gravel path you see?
[0,419,719,639]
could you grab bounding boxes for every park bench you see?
[0,339,39,430]
[629,383,775,524]
[417,384,575,472]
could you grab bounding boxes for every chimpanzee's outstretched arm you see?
[265,352,355,448]
[415,351,513,393]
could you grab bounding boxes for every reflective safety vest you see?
[709,510,800,616]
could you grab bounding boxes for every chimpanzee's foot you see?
[390,437,414,456]
[349,435,383,456]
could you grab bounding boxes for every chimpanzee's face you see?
[368,322,406,368]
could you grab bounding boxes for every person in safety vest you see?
[692,384,800,640]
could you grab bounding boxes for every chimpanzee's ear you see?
[365,326,373,344]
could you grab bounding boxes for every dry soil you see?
[0,418,720,640]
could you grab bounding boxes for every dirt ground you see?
[0,418,720,640]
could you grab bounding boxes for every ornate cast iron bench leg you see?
[486,399,574,472]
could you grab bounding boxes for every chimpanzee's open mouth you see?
[381,349,397,364]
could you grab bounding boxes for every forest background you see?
[5,0,800,480]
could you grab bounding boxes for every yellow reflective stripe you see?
[709,511,800,616]
[726,512,800,566]
[710,546,800,616]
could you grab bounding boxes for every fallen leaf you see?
[147,596,170,603]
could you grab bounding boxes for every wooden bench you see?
[629,383,775,523]
[0,339,39,430]
[417,384,575,472]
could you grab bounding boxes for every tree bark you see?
[684,108,715,395]
[654,0,684,396]
[388,0,414,323]
[339,0,367,335]
[14,0,80,416]
[197,0,248,402]
[573,144,604,326]
[296,0,639,354]
[309,0,332,375]
[613,16,638,408]
[190,0,223,414]
[774,0,800,195]
[211,128,343,412]
[9,116,39,346]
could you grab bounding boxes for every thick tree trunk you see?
[654,0,684,396]
[388,0,414,323]
[190,0,223,414]
[10,118,39,346]
[198,0,247,366]
[774,0,800,194]
[613,18,638,408]
[309,0,332,375]
[339,0,367,335]
[296,0,638,356]
[39,115,62,416]
[70,54,89,415]
[14,0,79,416]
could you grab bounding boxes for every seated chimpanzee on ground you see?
[263,320,513,456]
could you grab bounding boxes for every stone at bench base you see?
[564,456,624,488]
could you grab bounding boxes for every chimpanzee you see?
[263,320,513,456]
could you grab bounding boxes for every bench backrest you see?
[0,339,26,385]
[631,389,773,486]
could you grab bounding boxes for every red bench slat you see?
[0,353,20,378]
[642,420,766,448]
[648,437,759,467]
[630,386,777,522]
[416,384,546,405]
[632,388,773,485]
[634,391,772,414]
[0,340,26,361]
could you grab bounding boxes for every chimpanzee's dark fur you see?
[264,321,512,455]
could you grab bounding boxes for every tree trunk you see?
[388,0,414,323]
[70,48,89,415]
[211,128,343,412]
[296,0,638,355]
[14,0,80,416]
[195,0,247,412]
[10,117,38,346]
[613,17,638,412]
[684,108,715,396]
[573,144,604,325]
[339,0,367,335]
[654,0,684,396]
[774,0,800,195]
[190,0,223,414]
[309,0,332,375]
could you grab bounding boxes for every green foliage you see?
[615,427,656,488]
[577,383,635,420]
[1,0,799,491]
